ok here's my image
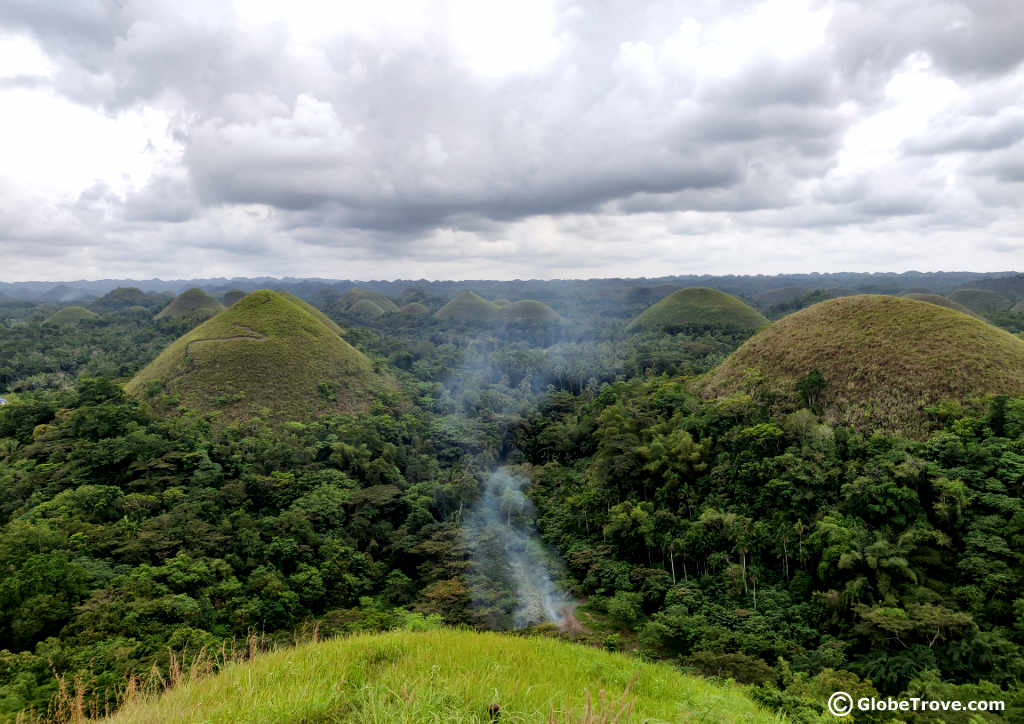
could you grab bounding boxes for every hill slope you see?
[277,291,344,335]
[434,291,500,322]
[949,288,1012,316]
[627,287,768,332]
[339,286,399,313]
[155,288,225,321]
[349,298,386,320]
[497,299,562,323]
[127,291,387,423]
[903,292,983,319]
[701,295,1024,435]
[396,302,430,315]
[45,306,100,324]
[108,629,776,724]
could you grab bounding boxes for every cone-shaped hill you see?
[339,287,399,313]
[155,288,225,321]
[434,291,499,322]
[45,306,100,325]
[949,288,1012,316]
[396,302,430,316]
[627,287,768,333]
[701,295,1024,435]
[221,289,247,306]
[127,291,390,424]
[349,298,386,320]
[497,299,562,322]
[903,293,983,319]
[277,291,344,335]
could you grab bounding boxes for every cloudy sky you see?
[1,0,1022,281]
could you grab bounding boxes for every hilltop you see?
[903,292,983,319]
[107,629,775,724]
[397,301,430,315]
[339,286,399,313]
[949,288,1012,316]
[701,295,1024,435]
[221,289,247,306]
[434,291,500,322]
[44,306,99,324]
[277,290,344,335]
[154,288,225,321]
[127,290,388,423]
[627,287,768,333]
[497,299,562,322]
[349,298,387,320]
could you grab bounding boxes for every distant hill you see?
[701,295,1024,435]
[106,629,775,724]
[754,286,811,307]
[627,287,768,332]
[96,287,149,309]
[221,289,247,306]
[949,288,1012,316]
[154,288,225,321]
[127,290,390,424]
[972,273,1024,300]
[903,293,983,319]
[497,299,562,322]
[396,302,430,315]
[339,287,399,313]
[349,298,386,320]
[1013,300,1024,314]
[44,306,100,325]
[434,291,500,322]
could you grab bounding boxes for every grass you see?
[339,287,399,313]
[277,291,345,335]
[349,298,387,320]
[903,293,982,319]
[105,629,781,724]
[154,288,225,321]
[498,300,562,323]
[44,306,100,324]
[435,291,500,322]
[396,302,430,315]
[126,290,390,424]
[949,288,1012,316]
[701,294,1024,436]
[627,288,768,333]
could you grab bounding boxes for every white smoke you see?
[463,467,574,629]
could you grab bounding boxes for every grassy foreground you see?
[106,629,781,723]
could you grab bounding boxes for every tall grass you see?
[101,629,783,723]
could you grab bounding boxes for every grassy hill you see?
[221,289,247,306]
[627,288,768,333]
[903,292,983,319]
[434,291,500,322]
[701,295,1024,435]
[107,629,777,724]
[1013,300,1024,314]
[349,298,387,320]
[497,299,562,323]
[96,287,149,309]
[949,288,1012,316]
[396,302,430,315]
[126,290,388,424]
[277,291,344,335]
[44,306,100,324]
[154,288,225,321]
[339,287,399,313]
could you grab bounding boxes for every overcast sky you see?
[1,0,1022,281]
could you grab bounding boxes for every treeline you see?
[521,378,1024,721]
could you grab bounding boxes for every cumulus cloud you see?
[0,0,1022,280]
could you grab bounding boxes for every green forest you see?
[1,276,1024,721]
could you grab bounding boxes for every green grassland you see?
[949,288,1012,316]
[903,292,982,319]
[339,287,399,313]
[44,306,100,325]
[154,288,225,321]
[126,290,389,424]
[701,294,1024,435]
[627,288,768,333]
[107,629,780,724]
[221,289,247,306]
